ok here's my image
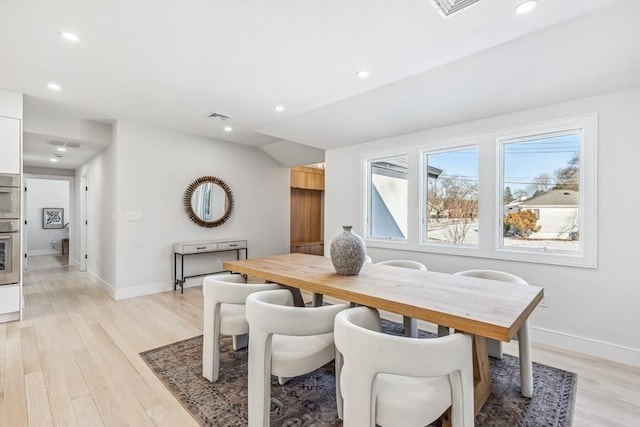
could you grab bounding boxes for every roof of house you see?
[520,189,579,207]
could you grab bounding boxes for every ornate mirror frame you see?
[184,176,234,228]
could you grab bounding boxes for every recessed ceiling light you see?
[58,31,79,42]
[515,0,537,15]
[47,83,61,91]
[57,147,66,152]
[355,70,370,79]
[49,158,58,162]
[274,105,285,112]
[224,126,232,132]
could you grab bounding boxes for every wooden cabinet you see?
[290,241,324,256]
[291,166,325,190]
[0,117,21,174]
[291,167,325,256]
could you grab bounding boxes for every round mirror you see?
[184,176,234,228]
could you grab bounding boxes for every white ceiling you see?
[1,0,638,167]
[22,131,105,170]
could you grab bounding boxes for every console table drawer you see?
[175,242,219,254]
[218,240,247,250]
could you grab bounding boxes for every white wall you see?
[25,178,69,256]
[79,121,290,299]
[0,89,23,119]
[325,87,640,366]
[76,127,118,294]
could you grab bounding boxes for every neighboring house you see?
[518,189,579,239]
[503,196,527,217]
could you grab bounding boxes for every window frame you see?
[364,152,410,243]
[495,115,596,267]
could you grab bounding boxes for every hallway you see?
[25,255,69,271]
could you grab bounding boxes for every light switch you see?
[125,211,144,222]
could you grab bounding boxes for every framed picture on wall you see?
[43,208,64,229]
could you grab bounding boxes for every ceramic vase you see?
[330,226,366,275]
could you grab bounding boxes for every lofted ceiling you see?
[1,0,638,168]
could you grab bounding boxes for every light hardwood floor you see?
[1,256,638,426]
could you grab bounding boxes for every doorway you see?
[24,175,75,270]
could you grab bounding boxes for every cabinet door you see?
[0,285,20,314]
[0,117,21,174]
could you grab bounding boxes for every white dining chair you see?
[376,259,428,271]
[202,274,282,382]
[375,259,428,337]
[453,269,533,398]
[334,306,474,427]
[245,289,349,427]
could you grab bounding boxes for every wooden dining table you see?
[224,253,543,415]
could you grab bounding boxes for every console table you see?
[174,239,247,293]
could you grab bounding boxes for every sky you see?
[426,133,580,194]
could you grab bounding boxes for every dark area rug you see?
[140,320,576,427]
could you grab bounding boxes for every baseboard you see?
[114,280,200,300]
[28,249,61,256]
[86,270,116,299]
[0,311,20,323]
[531,326,640,367]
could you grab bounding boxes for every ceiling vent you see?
[206,112,232,121]
[47,140,84,149]
[431,0,481,17]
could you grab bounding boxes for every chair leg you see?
[312,293,324,307]
[277,376,291,385]
[486,338,504,359]
[335,350,344,420]
[248,331,272,427]
[341,369,376,427]
[233,334,248,350]
[202,301,220,382]
[517,322,533,398]
[403,316,418,337]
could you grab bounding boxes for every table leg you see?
[472,334,492,414]
[271,284,305,307]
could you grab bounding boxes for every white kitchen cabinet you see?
[0,116,21,174]
[0,284,20,322]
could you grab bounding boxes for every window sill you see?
[365,239,596,268]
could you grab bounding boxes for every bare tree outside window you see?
[527,172,553,196]
[424,147,479,245]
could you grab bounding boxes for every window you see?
[423,146,479,246]
[362,114,596,268]
[501,131,581,254]
[366,155,408,240]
